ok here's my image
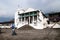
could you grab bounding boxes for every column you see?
[33,13,34,24]
[37,12,38,24]
[29,13,30,24]
[29,16,30,24]
[21,17,22,24]
[24,17,25,24]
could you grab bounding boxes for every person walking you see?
[0,26,1,34]
[0,28,1,34]
[11,24,17,36]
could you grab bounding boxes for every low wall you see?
[0,26,11,28]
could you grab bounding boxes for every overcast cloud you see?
[0,0,60,18]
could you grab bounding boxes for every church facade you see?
[15,8,48,29]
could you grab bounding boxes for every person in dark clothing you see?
[11,24,17,36]
[0,28,1,34]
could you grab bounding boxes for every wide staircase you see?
[19,25,35,30]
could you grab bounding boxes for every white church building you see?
[0,8,60,29]
[15,8,48,29]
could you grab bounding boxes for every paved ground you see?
[0,28,60,40]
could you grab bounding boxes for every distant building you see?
[0,20,14,28]
[48,12,60,22]
[15,8,48,29]
[46,12,60,28]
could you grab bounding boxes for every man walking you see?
[0,26,1,34]
[11,24,17,36]
[0,28,1,34]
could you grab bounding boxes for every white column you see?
[24,17,25,24]
[29,13,30,24]
[24,14,25,24]
[21,17,22,24]
[29,16,30,24]
[37,13,38,23]
[33,13,34,24]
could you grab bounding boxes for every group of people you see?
[0,24,17,36]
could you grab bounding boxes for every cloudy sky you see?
[0,0,60,21]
